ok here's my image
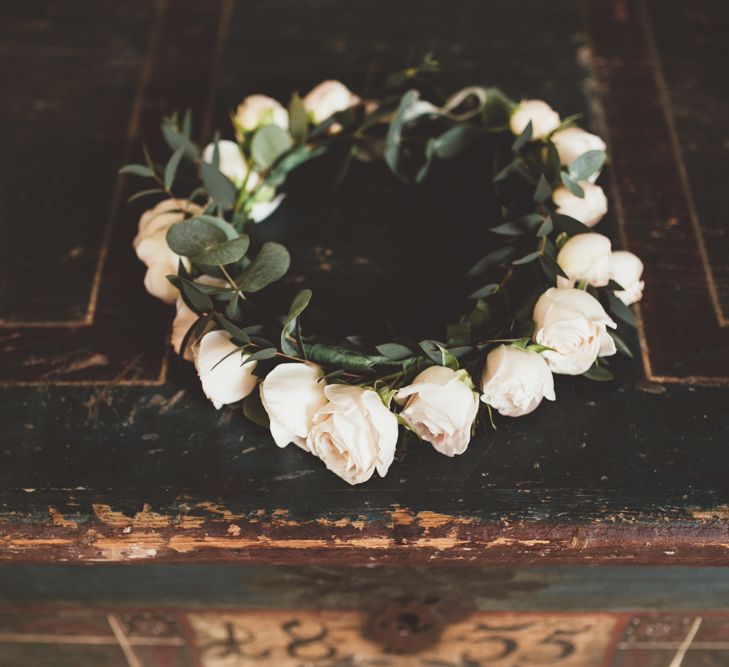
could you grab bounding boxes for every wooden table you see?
[1,1,728,665]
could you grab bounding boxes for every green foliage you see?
[251,125,293,170]
[288,93,308,143]
[193,235,250,266]
[238,242,291,293]
[200,162,236,210]
[583,364,614,381]
[512,120,533,152]
[569,149,605,182]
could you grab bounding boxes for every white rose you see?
[306,385,397,485]
[510,99,561,140]
[134,199,199,304]
[235,94,288,132]
[611,250,645,305]
[249,192,286,224]
[533,287,617,375]
[556,233,613,288]
[552,182,608,228]
[481,345,555,417]
[260,363,327,449]
[552,126,606,181]
[303,80,361,124]
[171,276,227,360]
[195,330,257,409]
[202,140,248,186]
[395,366,479,457]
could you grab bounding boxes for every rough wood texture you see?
[0,0,728,567]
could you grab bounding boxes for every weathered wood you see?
[0,0,727,569]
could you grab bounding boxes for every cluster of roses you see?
[133,83,645,485]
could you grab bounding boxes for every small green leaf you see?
[251,124,293,170]
[200,161,237,210]
[469,283,500,299]
[491,215,542,236]
[468,247,514,276]
[437,345,459,370]
[537,215,554,237]
[119,164,154,177]
[162,122,200,160]
[582,364,614,381]
[192,235,250,266]
[610,331,634,358]
[286,289,312,324]
[247,348,278,361]
[533,173,552,203]
[552,213,589,236]
[178,277,213,314]
[431,124,479,159]
[560,172,585,198]
[513,250,541,265]
[243,389,270,428]
[166,217,228,258]
[384,89,420,179]
[447,322,472,347]
[569,149,606,182]
[376,343,413,360]
[512,120,533,152]
[239,242,291,292]
[607,290,637,327]
[164,146,186,190]
[127,188,165,203]
[288,93,308,143]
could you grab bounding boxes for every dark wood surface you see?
[0,0,728,569]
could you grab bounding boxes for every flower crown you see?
[123,59,644,485]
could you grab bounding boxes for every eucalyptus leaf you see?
[119,164,154,178]
[447,322,472,347]
[192,235,250,266]
[247,348,278,361]
[582,364,614,381]
[469,283,500,299]
[512,120,533,152]
[200,161,236,210]
[607,290,637,327]
[251,124,293,170]
[128,188,165,203]
[288,93,308,143]
[537,215,554,237]
[481,87,515,128]
[384,89,419,178]
[376,343,413,360]
[162,122,200,160]
[431,124,479,159]
[533,173,552,203]
[560,172,585,198]
[164,146,186,189]
[243,390,270,428]
[178,278,213,314]
[468,247,514,276]
[610,331,634,358]
[512,250,541,266]
[166,217,228,258]
[552,213,589,236]
[569,149,606,182]
[239,242,291,292]
[286,289,312,324]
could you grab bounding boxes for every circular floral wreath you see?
[124,58,645,485]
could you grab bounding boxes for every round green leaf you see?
[166,218,228,258]
[251,125,293,170]
[192,235,250,266]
